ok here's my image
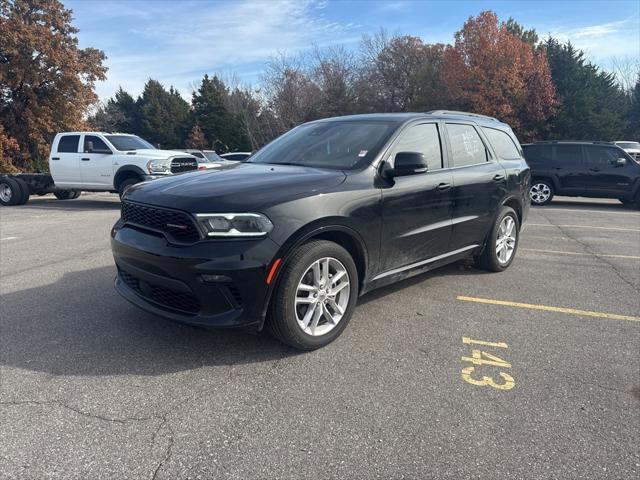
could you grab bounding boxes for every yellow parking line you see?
[521,248,640,260]
[528,223,640,232]
[456,296,640,322]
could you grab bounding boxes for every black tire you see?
[529,179,554,206]
[70,191,82,199]
[54,190,77,200]
[266,240,359,350]
[476,206,520,272]
[118,177,140,199]
[13,177,30,205]
[0,177,23,206]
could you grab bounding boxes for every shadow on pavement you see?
[17,196,121,211]
[540,199,637,212]
[0,266,296,377]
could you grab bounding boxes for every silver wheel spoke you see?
[312,262,321,287]
[330,281,348,295]
[301,302,316,328]
[296,296,315,305]
[327,297,344,315]
[496,216,517,264]
[297,283,315,292]
[309,304,322,333]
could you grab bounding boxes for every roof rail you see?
[426,110,500,122]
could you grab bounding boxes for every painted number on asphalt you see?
[461,337,515,390]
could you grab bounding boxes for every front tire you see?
[476,206,520,272]
[266,240,359,350]
[529,180,554,206]
[118,178,140,199]
[54,190,79,200]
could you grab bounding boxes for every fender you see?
[113,165,147,190]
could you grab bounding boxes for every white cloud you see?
[80,0,363,100]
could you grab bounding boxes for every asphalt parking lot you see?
[1,193,639,479]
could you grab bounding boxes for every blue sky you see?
[65,0,640,101]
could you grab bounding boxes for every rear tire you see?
[266,240,359,350]
[118,177,140,199]
[529,180,554,206]
[13,177,30,205]
[0,178,22,206]
[54,190,78,200]
[476,206,520,272]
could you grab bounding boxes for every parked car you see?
[111,111,530,350]
[220,152,252,161]
[175,149,225,170]
[522,141,640,207]
[0,132,199,206]
[614,141,640,163]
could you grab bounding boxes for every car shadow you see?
[18,195,121,211]
[540,198,637,212]
[0,266,297,377]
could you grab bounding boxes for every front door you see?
[80,135,115,187]
[380,122,454,273]
[583,145,636,196]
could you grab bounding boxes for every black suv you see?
[111,111,530,350]
[523,141,640,207]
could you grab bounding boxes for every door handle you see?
[437,182,452,191]
[51,157,60,161]
[81,158,90,161]
[492,174,506,181]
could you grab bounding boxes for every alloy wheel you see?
[496,215,517,264]
[294,256,351,336]
[0,183,12,202]
[529,183,551,204]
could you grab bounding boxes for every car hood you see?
[120,149,196,160]
[124,162,347,212]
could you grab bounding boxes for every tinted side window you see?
[447,124,488,167]
[523,145,553,165]
[553,145,582,165]
[482,127,521,159]
[392,123,443,171]
[57,135,80,153]
[84,135,110,153]
[585,146,621,167]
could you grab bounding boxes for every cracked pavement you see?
[1,193,639,479]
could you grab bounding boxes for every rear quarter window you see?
[482,127,521,159]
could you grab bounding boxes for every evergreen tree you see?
[90,87,137,133]
[545,38,629,141]
[627,76,640,139]
[136,80,191,148]
[192,75,248,152]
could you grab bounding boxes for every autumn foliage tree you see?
[0,0,106,171]
[441,11,557,141]
[186,124,208,150]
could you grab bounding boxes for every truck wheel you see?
[54,190,77,200]
[0,178,22,206]
[118,178,140,199]
[266,240,359,350]
[13,178,30,205]
[70,191,82,199]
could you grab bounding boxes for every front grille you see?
[121,201,201,243]
[119,268,200,314]
[226,284,243,307]
[170,157,198,174]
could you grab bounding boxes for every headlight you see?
[195,213,273,237]
[147,160,170,173]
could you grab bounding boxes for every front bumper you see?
[111,222,281,329]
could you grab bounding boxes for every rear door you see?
[49,134,82,186]
[583,145,637,196]
[380,122,454,273]
[80,134,115,187]
[444,122,507,251]
[552,144,587,191]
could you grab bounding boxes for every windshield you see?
[617,142,640,150]
[203,151,224,162]
[248,121,397,169]
[106,135,155,151]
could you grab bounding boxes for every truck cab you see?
[49,132,199,195]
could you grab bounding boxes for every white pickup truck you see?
[0,132,199,206]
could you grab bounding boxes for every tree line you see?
[1,2,639,172]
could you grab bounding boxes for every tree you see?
[544,38,629,141]
[505,17,539,46]
[627,75,640,139]
[440,11,557,141]
[89,87,137,133]
[186,124,208,149]
[0,0,106,171]
[135,80,190,149]
[192,74,249,152]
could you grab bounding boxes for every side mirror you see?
[393,151,428,177]
[615,157,627,167]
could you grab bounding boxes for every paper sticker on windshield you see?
[358,150,368,157]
